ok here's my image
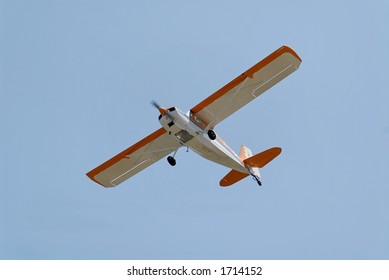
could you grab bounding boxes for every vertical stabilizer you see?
[239,145,253,161]
[239,145,260,179]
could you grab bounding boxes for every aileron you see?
[190,46,301,129]
[87,127,181,187]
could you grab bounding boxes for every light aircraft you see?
[87,46,301,188]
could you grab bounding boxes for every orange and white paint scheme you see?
[87,46,302,188]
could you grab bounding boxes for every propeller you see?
[151,100,169,117]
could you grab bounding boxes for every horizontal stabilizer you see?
[220,170,249,187]
[243,147,282,168]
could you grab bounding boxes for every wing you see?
[86,128,180,187]
[190,46,302,129]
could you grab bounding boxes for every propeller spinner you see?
[151,100,169,116]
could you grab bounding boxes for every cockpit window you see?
[189,111,207,129]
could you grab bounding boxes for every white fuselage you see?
[158,107,249,174]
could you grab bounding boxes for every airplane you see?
[86,45,301,188]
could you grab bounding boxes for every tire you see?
[167,156,176,166]
[207,130,216,140]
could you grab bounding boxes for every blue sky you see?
[1,0,388,259]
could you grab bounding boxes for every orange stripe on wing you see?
[86,127,167,185]
[191,46,301,114]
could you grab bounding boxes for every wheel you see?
[167,156,176,166]
[207,130,216,140]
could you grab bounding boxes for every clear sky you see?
[1,0,388,260]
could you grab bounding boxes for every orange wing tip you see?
[86,172,111,188]
[279,45,302,62]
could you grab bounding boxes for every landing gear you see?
[252,174,262,186]
[167,156,176,166]
[167,150,178,166]
[207,129,216,140]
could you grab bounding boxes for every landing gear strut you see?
[252,174,262,186]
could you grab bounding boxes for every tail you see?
[219,146,282,187]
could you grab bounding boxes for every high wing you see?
[190,46,302,129]
[86,128,181,187]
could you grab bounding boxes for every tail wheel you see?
[167,156,176,166]
[207,130,216,140]
[252,175,262,186]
